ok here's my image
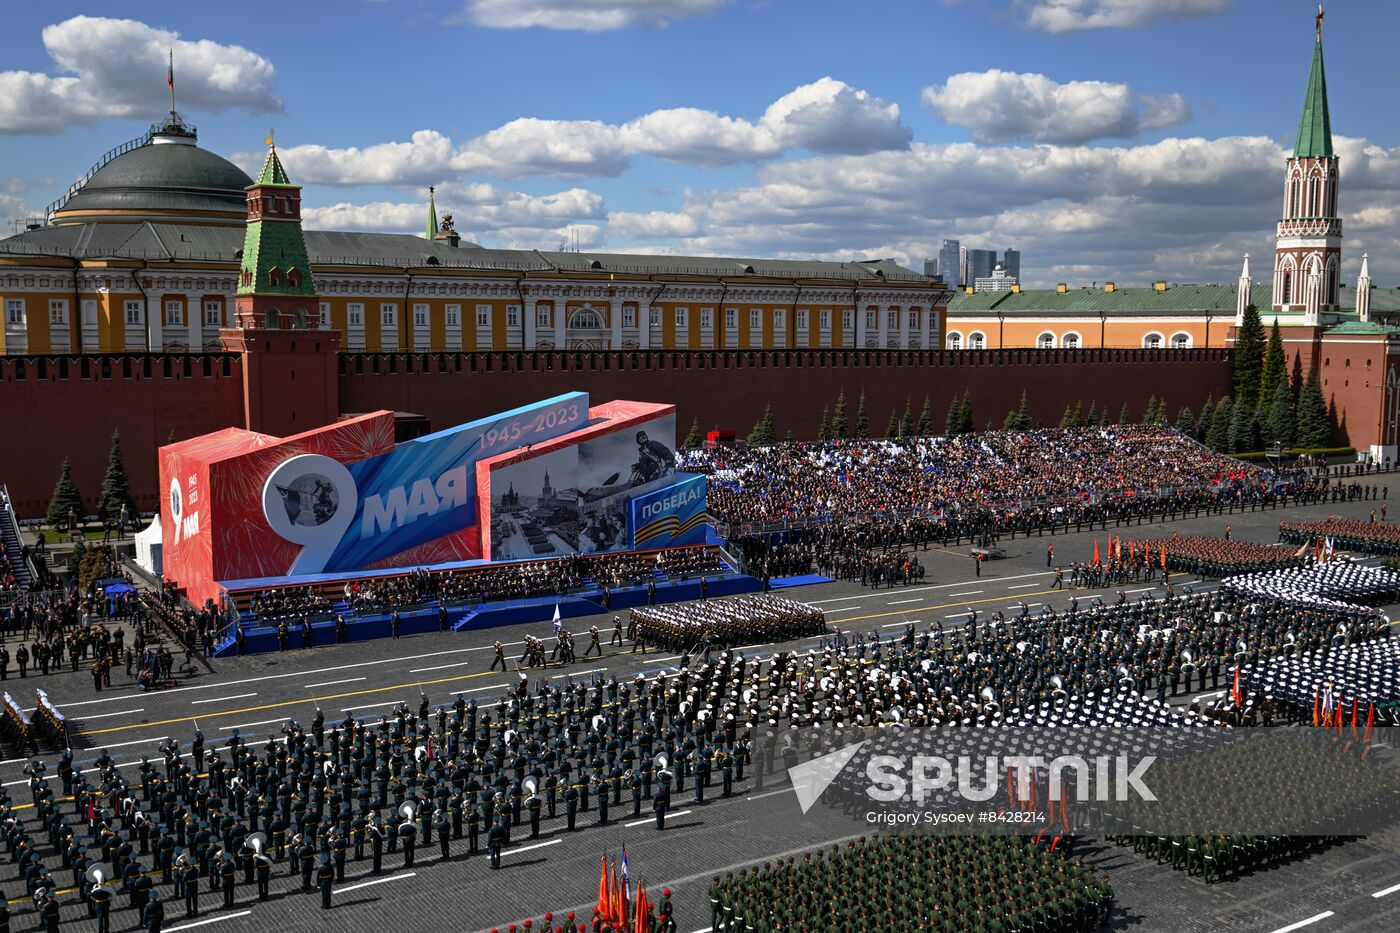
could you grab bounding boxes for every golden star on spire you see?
[1316,4,1324,42]
[265,129,275,148]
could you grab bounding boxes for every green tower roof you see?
[238,143,315,298]
[255,144,292,187]
[1293,39,1334,159]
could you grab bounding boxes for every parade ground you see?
[4,496,1399,933]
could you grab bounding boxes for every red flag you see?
[634,884,650,933]
[1231,668,1241,707]
[1093,539,1101,566]
[1352,697,1359,732]
[596,856,609,919]
[1313,691,1322,728]
[1160,544,1167,571]
[1365,702,1376,742]
[1006,767,1017,808]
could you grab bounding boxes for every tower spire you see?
[426,186,438,241]
[1295,7,1333,159]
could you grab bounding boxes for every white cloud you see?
[1023,0,1231,33]
[462,0,728,31]
[257,78,909,184]
[608,210,698,238]
[923,70,1189,144]
[0,16,281,135]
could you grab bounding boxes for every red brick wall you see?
[0,354,245,517]
[340,347,1234,447]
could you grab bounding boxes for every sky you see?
[2,0,1399,288]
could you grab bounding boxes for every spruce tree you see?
[1264,374,1294,449]
[747,403,776,447]
[1118,401,1132,425]
[784,429,793,443]
[898,398,915,438]
[958,389,974,434]
[1206,396,1233,451]
[1227,397,1256,453]
[47,457,85,529]
[1086,400,1098,426]
[817,406,831,442]
[1233,303,1266,411]
[885,409,900,439]
[96,429,138,526]
[681,417,703,450]
[1175,406,1195,438]
[1196,396,1215,442]
[1258,321,1286,412]
[1143,396,1159,425]
[917,395,934,438]
[166,428,176,445]
[1154,398,1168,425]
[1003,409,1019,430]
[831,391,849,439]
[945,394,964,437]
[1013,389,1031,431]
[1295,367,1330,448]
[853,392,870,439]
[1059,404,1076,429]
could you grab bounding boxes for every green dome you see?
[51,129,253,225]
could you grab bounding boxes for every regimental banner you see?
[630,474,709,549]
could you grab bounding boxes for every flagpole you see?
[168,49,175,115]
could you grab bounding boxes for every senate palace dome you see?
[48,113,254,226]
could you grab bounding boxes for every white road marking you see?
[219,718,289,731]
[338,872,417,893]
[78,709,144,721]
[164,911,253,932]
[823,606,862,614]
[551,668,606,679]
[303,678,366,689]
[887,598,923,605]
[949,590,983,597]
[191,693,257,705]
[1372,881,1400,898]
[746,789,789,802]
[1266,912,1334,933]
[341,700,404,712]
[624,801,688,823]
[1126,587,1157,593]
[408,661,477,673]
[504,839,562,857]
[1007,583,1039,589]
[807,595,868,605]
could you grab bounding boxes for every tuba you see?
[247,832,272,865]
[980,686,999,717]
[1181,649,1196,676]
[86,863,116,895]
[522,777,539,805]
[654,752,673,784]
[1049,676,1067,705]
[399,801,417,824]
[1117,665,1136,694]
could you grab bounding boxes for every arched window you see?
[1142,333,1164,349]
[1036,332,1055,350]
[1062,332,1081,349]
[1281,271,1293,305]
[1309,175,1321,216]
[1287,177,1299,217]
[968,332,986,350]
[293,308,309,330]
[568,307,604,329]
[946,332,963,350]
[264,308,282,329]
[1170,332,1192,349]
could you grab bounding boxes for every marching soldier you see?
[317,853,335,909]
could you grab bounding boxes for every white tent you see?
[134,514,163,577]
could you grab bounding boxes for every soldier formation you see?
[629,596,825,652]
[1223,559,1400,608]
[1146,534,1306,578]
[1281,515,1400,555]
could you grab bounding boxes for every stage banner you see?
[629,473,709,549]
[265,392,589,574]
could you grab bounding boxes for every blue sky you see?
[3,0,1398,286]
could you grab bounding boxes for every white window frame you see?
[795,309,808,330]
[864,310,876,330]
[506,304,520,327]
[124,300,142,326]
[819,310,831,329]
[649,307,660,327]
[699,307,712,327]
[1062,332,1081,349]
[445,304,460,327]
[1036,332,1055,350]
[48,299,68,325]
[4,299,23,326]
[1142,332,1164,350]
[774,308,785,329]
[907,311,917,329]
[380,303,397,327]
[1170,332,1192,349]
[968,332,986,350]
[946,332,963,350]
[205,300,225,327]
[749,308,761,330]
[413,303,430,327]
[725,308,737,329]
[348,302,364,327]
[164,300,183,326]
[537,304,551,327]
[623,306,636,327]
[476,304,491,327]
[674,307,687,328]
[316,301,329,329]
[842,310,853,330]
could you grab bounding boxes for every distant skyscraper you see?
[959,246,969,286]
[939,240,961,287]
[923,258,939,279]
[1002,249,1021,282]
[967,249,996,285]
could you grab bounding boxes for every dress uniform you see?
[317,854,335,909]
